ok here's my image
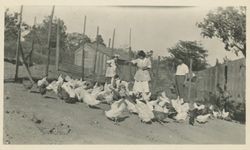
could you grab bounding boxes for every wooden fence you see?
[191,58,245,102]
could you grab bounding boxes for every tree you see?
[4,9,30,58]
[197,7,246,57]
[66,32,91,51]
[23,16,67,56]
[92,34,106,47]
[166,40,208,71]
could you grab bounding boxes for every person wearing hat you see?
[105,54,119,86]
[130,50,152,94]
[175,58,189,100]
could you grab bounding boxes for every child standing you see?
[105,54,119,86]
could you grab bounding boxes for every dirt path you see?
[3,82,245,144]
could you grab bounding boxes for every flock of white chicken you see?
[36,75,230,125]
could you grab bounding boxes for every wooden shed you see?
[74,43,131,77]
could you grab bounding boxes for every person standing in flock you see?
[130,50,152,94]
[146,50,154,91]
[105,54,119,86]
[175,58,189,100]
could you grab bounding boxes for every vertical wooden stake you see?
[153,56,160,93]
[28,17,36,67]
[14,5,23,81]
[108,38,111,48]
[55,19,60,72]
[45,5,55,77]
[81,15,87,80]
[129,28,132,80]
[187,59,193,101]
[111,28,115,55]
[93,26,99,77]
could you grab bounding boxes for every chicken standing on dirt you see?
[37,77,49,96]
[105,99,127,125]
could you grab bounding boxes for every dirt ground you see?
[3,62,245,144]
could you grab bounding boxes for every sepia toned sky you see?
[6,6,244,65]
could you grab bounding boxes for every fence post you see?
[111,28,115,56]
[27,17,37,68]
[187,59,193,102]
[45,6,55,77]
[129,28,132,80]
[81,15,87,80]
[55,19,60,72]
[152,56,160,93]
[108,38,111,48]
[93,26,99,78]
[14,5,23,81]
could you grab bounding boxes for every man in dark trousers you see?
[175,58,189,100]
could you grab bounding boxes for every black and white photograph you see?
[2,3,247,145]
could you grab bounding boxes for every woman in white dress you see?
[130,51,152,94]
[105,55,119,86]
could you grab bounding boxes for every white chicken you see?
[37,77,49,87]
[78,89,101,107]
[193,102,205,110]
[135,99,154,123]
[171,97,190,121]
[142,92,151,101]
[196,114,211,123]
[91,83,103,96]
[65,75,72,82]
[147,99,159,111]
[61,82,76,98]
[46,76,64,94]
[221,109,229,119]
[212,110,220,118]
[105,99,127,124]
[158,91,170,107]
[125,99,137,114]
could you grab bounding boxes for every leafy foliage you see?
[66,32,91,52]
[23,16,67,56]
[166,40,208,71]
[92,35,106,47]
[4,9,30,58]
[197,7,246,57]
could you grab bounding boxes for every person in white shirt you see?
[175,58,189,100]
[105,54,119,86]
[130,50,152,94]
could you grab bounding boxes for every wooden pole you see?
[28,17,36,67]
[93,26,99,76]
[111,28,115,55]
[129,28,132,80]
[19,43,35,84]
[152,56,160,93]
[81,15,87,80]
[45,6,55,77]
[55,19,60,72]
[187,59,193,101]
[108,38,111,48]
[14,5,23,81]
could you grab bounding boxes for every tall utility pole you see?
[108,38,111,48]
[93,26,99,75]
[55,19,61,72]
[81,15,87,80]
[129,28,132,80]
[111,28,115,56]
[45,6,55,77]
[14,5,23,81]
[187,59,193,102]
[28,17,37,67]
